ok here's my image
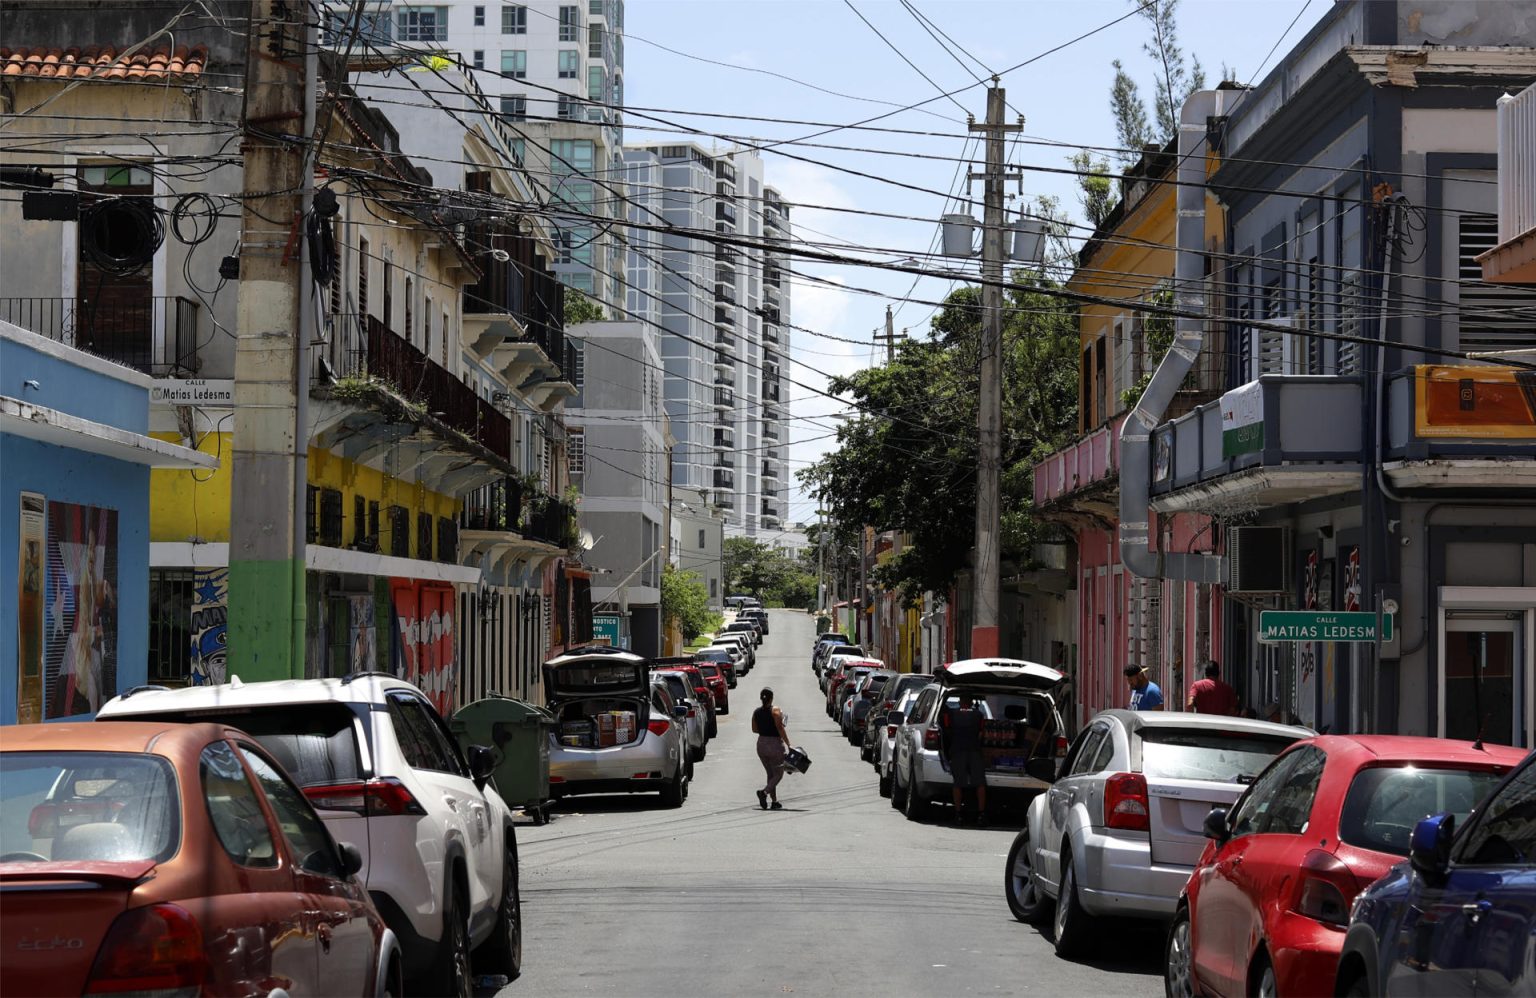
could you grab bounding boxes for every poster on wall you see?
[44,501,118,718]
[349,595,377,672]
[17,492,46,724]
[189,569,228,686]
[391,580,456,715]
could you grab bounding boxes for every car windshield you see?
[698,664,722,679]
[1138,728,1296,783]
[1,751,180,863]
[1341,765,1508,856]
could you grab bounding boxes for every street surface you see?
[502,610,1164,997]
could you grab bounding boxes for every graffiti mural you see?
[44,502,118,718]
[349,595,377,672]
[189,569,229,685]
[391,580,456,714]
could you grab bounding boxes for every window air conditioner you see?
[1227,526,1291,593]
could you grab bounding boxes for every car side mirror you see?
[1026,756,1058,784]
[672,703,689,719]
[1410,813,1455,880]
[336,841,364,878]
[887,711,905,726]
[1203,806,1231,842]
[467,744,496,784]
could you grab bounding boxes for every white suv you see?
[98,675,521,996]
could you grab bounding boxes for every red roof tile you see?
[0,44,208,82]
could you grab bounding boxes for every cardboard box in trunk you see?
[613,711,637,744]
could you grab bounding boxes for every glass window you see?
[1068,727,1107,777]
[558,50,580,78]
[1,751,179,862]
[1138,728,1296,784]
[1087,727,1117,772]
[500,50,526,78]
[395,5,448,42]
[1228,749,1302,839]
[499,95,526,121]
[557,94,579,120]
[387,694,466,776]
[471,50,484,70]
[201,742,276,868]
[501,5,526,34]
[588,24,604,59]
[588,64,606,101]
[589,0,603,13]
[509,138,525,165]
[550,139,594,175]
[1457,763,1536,866]
[239,746,341,877]
[558,5,581,41]
[1341,765,1508,856]
[1230,746,1324,838]
[182,703,362,789]
[474,5,485,27]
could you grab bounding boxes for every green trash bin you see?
[451,696,557,825]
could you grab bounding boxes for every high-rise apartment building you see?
[621,143,792,536]
[331,2,627,310]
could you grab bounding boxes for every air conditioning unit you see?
[1227,526,1291,593]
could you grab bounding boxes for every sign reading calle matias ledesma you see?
[1258,610,1393,644]
[151,379,235,405]
[1221,381,1265,458]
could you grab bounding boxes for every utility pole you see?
[227,1,313,680]
[874,304,902,364]
[969,82,1021,659]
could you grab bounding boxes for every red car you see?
[1166,735,1523,998]
[0,721,400,998]
[693,663,731,715]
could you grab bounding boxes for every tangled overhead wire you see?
[169,191,220,247]
[79,195,163,274]
[306,186,340,287]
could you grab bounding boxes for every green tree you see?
[1072,149,1115,229]
[1108,0,1207,165]
[661,565,717,641]
[564,286,605,323]
[723,538,817,609]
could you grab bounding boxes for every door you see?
[1040,724,1109,889]
[1442,616,1523,748]
[76,165,155,371]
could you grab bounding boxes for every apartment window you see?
[587,64,605,101]
[557,94,579,120]
[550,139,594,174]
[611,73,622,107]
[588,23,604,58]
[567,226,593,265]
[558,50,580,78]
[560,180,595,213]
[318,489,344,547]
[589,0,603,13]
[396,6,448,42]
[501,5,527,34]
[558,5,581,41]
[324,9,392,45]
[471,49,484,69]
[474,5,485,26]
[568,430,585,474]
[306,486,319,544]
[697,529,706,549]
[417,512,434,561]
[357,236,370,317]
[499,94,526,120]
[612,0,623,29]
[571,344,585,388]
[500,49,526,78]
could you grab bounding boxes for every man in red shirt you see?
[1186,660,1239,716]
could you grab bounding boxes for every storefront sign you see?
[1258,610,1392,644]
[151,379,235,405]
[1414,365,1536,439]
[592,614,623,647]
[1220,382,1265,457]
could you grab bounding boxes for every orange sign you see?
[1414,365,1536,439]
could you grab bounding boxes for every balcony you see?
[716,202,737,225]
[1,295,200,376]
[1147,376,1365,514]
[763,383,781,403]
[713,469,735,489]
[712,490,734,510]
[714,349,735,372]
[761,499,782,520]
[715,161,736,184]
[713,387,735,409]
[762,423,780,441]
[1033,414,1125,519]
[459,476,524,533]
[715,281,736,305]
[714,331,737,353]
[761,461,780,481]
[761,305,780,325]
[715,452,736,468]
[713,427,735,448]
[1481,81,1536,284]
[715,306,736,327]
[1381,365,1536,491]
[763,324,780,345]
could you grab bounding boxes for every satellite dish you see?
[578,529,596,551]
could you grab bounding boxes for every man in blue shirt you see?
[1124,665,1164,711]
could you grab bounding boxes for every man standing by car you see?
[941,691,987,825]
[1185,660,1238,715]
[1124,664,1164,711]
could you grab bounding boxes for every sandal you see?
[756,790,768,810]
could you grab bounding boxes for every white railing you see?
[1498,83,1536,242]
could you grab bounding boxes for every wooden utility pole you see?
[227,0,314,679]
[969,83,1021,659]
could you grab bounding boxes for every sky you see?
[623,0,1323,529]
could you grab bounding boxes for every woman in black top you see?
[751,687,789,809]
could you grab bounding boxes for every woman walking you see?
[751,687,789,810]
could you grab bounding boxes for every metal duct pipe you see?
[1119,90,1227,584]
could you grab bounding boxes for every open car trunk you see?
[936,660,1071,775]
[550,697,650,749]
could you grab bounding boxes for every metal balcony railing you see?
[0,295,200,375]
[715,307,736,327]
[713,469,735,489]
[1499,83,1536,242]
[713,428,734,448]
[459,476,525,533]
[524,495,576,547]
[714,388,735,408]
[715,453,735,468]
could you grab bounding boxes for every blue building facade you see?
[1,319,212,724]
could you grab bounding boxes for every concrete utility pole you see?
[874,305,901,364]
[969,83,1021,659]
[227,1,313,679]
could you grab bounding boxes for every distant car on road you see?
[742,607,770,636]
[653,669,710,765]
[863,673,932,763]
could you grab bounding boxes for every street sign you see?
[592,614,623,648]
[151,379,235,405]
[1258,610,1393,644]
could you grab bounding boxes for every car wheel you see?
[1337,968,1369,998]
[685,756,695,781]
[430,881,473,998]
[903,764,928,822]
[1052,849,1091,959]
[878,764,892,798]
[890,759,907,809]
[1005,825,1048,924]
[661,767,685,808]
[707,718,718,738]
[1252,956,1277,998]
[474,845,522,981]
[695,743,707,762]
[1164,907,1193,998]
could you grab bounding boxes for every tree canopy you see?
[1108,0,1207,166]
[660,565,716,641]
[722,538,817,609]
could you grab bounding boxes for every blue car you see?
[1337,749,1536,997]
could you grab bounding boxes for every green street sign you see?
[1258,610,1393,644]
[592,614,623,647]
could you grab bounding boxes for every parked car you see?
[651,657,715,733]
[711,632,756,671]
[692,662,731,714]
[702,640,748,678]
[877,690,926,797]
[816,642,864,679]
[826,662,878,718]
[0,720,401,998]
[97,675,521,994]
[811,633,852,669]
[722,619,761,648]
[693,646,738,688]
[545,647,690,807]
[1335,748,1536,998]
[725,595,761,611]
[653,670,710,764]
[742,607,770,636]
[1162,735,1523,998]
[845,669,897,744]
[891,659,1072,822]
[863,674,932,763]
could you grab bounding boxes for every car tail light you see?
[84,902,205,997]
[303,778,426,816]
[549,775,566,784]
[1055,736,1070,757]
[647,718,671,737]
[1104,773,1150,832]
[886,724,899,738]
[1293,849,1359,925]
[686,707,697,718]
[923,725,942,750]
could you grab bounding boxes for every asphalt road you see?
[501,610,1164,997]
